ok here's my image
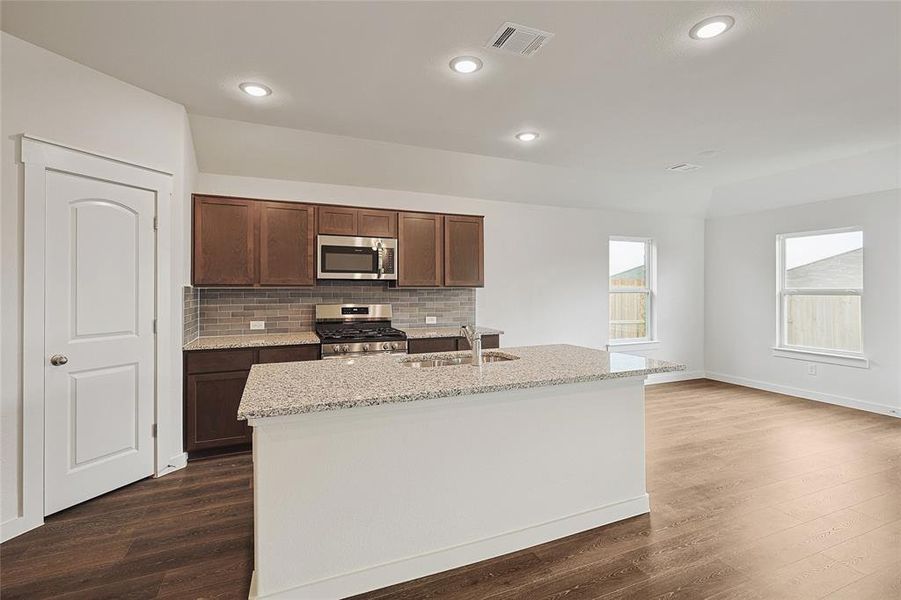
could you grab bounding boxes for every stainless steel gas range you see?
[315,303,408,359]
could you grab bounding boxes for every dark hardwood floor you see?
[2,380,899,599]
[0,454,254,599]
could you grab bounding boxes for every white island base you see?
[247,376,650,600]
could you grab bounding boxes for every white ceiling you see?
[2,1,899,215]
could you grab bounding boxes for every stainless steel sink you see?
[401,352,519,368]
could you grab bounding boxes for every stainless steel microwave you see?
[317,235,398,280]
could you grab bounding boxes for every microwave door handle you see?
[376,241,385,279]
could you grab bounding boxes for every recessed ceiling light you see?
[515,131,539,142]
[239,82,272,97]
[689,16,735,40]
[449,56,483,74]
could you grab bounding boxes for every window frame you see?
[774,227,867,368]
[608,236,657,346]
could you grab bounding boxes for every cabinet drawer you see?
[258,345,320,364]
[407,337,458,354]
[458,334,500,350]
[185,349,255,374]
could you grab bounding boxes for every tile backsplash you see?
[183,286,200,344]
[186,281,476,338]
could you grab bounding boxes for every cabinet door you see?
[185,371,251,452]
[318,206,358,235]
[259,202,315,285]
[398,212,443,287]
[193,196,256,285]
[408,337,457,354]
[444,215,484,287]
[358,209,397,238]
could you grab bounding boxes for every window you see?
[609,237,654,343]
[776,229,864,361]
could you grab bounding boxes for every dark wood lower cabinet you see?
[184,338,500,457]
[257,344,320,364]
[456,334,500,351]
[408,334,500,354]
[184,344,321,458]
[186,371,252,452]
[407,337,458,354]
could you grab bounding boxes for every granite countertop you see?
[400,326,504,339]
[184,326,502,350]
[183,332,320,351]
[238,344,685,420]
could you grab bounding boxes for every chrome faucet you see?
[461,325,483,365]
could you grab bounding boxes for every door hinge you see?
[152,319,157,334]
[153,216,159,231]
[151,424,158,438]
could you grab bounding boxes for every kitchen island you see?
[240,344,684,600]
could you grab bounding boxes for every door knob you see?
[49,354,68,366]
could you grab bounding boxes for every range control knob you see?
[382,343,391,350]
[390,343,398,350]
[362,343,370,351]
[341,345,349,353]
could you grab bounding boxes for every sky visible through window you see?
[785,231,862,270]
[610,240,646,277]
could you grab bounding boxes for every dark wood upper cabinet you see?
[357,209,397,237]
[193,196,256,285]
[193,195,482,288]
[259,202,315,286]
[319,206,398,238]
[444,215,484,287]
[318,206,358,235]
[398,212,443,287]
[193,196,317,287]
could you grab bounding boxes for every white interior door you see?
[43,169,156,515]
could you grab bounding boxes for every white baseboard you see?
[156,452,188,477]
[645,370,706,385]
[705,371,900,418]
[249,494,650,599]
[1,514,43,543]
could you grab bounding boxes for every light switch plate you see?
[250,321,265,330]
[425,316,437,324]
[807,363,817,376]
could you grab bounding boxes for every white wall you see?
[0,33,196,537]
[196,173,706,378]
[705,189,901,415]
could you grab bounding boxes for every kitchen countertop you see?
[184,326,503,350]
[238,344,684,420]
[400,326,503,339]
[183,332,320,351]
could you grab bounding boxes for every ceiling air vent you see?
[486,22,554,56]
[667,163,702,172]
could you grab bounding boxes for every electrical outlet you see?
[807,363,817,376]
[250,321,265,330]
[425,316,437,324]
